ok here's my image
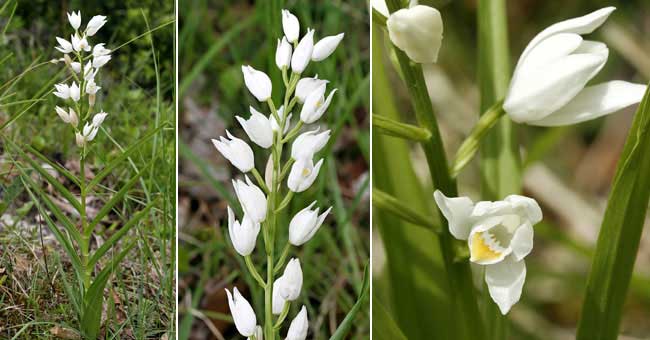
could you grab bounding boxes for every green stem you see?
[279,159,295,182]
[273,243,291,274]
[245,255,267,288]
[251,168,270,194]
[281,121,304,144]
[372,188,440,232]
[275,191,294,213]
[372,113,432,142]
[385,1,484,338]
[273,302,291,329]
[79,150,90,290]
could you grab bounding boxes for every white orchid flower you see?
[387,5,443,64]
[287,158,323,193]
[247,326,263,340]
[285,306,308,340]
[55,37,74,54]
[281,9,300,43]
[272,277,287,315]
[312,33,344,61]
[289,202,332,246]
[270,106,292,133]
[291,129,330,161]
[236,107,274,149]
[295,76,329,104]
[69,82,81,102]
[278,258,302,301]
[92,43,111,57]
[86,15,107,36]
[54,106,78,127]
[504,7,647,126]
[232,175,268,223]
[93,55,111,69]
[242,65,272,102]
[86,79,100,95]
[276,37,293,70]
[225,287,257,337]
[434,190,542,315]
[291,29,314,74]
[212,131,255,173]
[71,34,90,52]
[300,84,337,124]
[67,11,81,30]
[227,206,260,256]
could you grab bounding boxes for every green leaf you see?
[372,293,408,340]
[88,201,155,267]
[576,83,650,340]
[26,144,80,187]
[81,241,136,339]
[372,113,431,142]
[372,188,439,232]
[329,263,369,340]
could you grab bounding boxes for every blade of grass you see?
[576,83,650,340]
[329,263,369,340]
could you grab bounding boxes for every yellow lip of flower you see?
[470,231,504,263]
[301,167,311,177]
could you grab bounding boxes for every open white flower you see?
[312,33,344,61]
[291,29,314,74]
[225,287,257,337]
[387,5,443,64]
[434,190,542,314]
[295,76,329,104]
[276,37,293,70]
[286,306,308,340]
[227,206,260,256]
[212,131,255,173]
[69,82,81,102]
[93,55,111,69]
[232,176,268,223]
[86,15,107,36]
[282,9,300,43]
[71,34,90,52]
[53,83,72,99]
[236,107,274,148]
[67,11,81,30]
[93,43,111,57]
[242,65,272,102]
[287,158,323,193]
[504,7,647,126]
[300,84,336,124]
[55,37,74,54]
[289,202,331,246]
[291,129,330,160]
[55,106,78,127]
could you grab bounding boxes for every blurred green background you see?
[373,0,650,339]
[178,0,369,339]
[0,0,175,338]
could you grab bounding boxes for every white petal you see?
[504,195,543,224]
[433,190,474,240]
[386,5,443,64]
[529,81,647,126]
[515,33,583,77]
[485,256,527,315]
[510,222,534,261]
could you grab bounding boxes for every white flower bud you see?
[69,82,80,102]
[212,131,255,173]
[225,287,257,337]
[92,43,111,57]
[291,129,330,160]
[387,5,443,63]
[300,84,337,124]
[312,33,344,61]
[227,206,260,256]
[86,15,107,36]
[276,37,293,70]
[278,258,302,301]
[295,76,329,104]
[287,158,323,193]
[281,9,300,43]
[291,29,314,74]
[272,277,287,315]
[53,83,71,100]
[286,306,308,340]
[236,107,274,149]
[247,326,263,340]
[55,37,73,54]
[289,202,331,246]
[91,111,108,127]
[232,175,268,223]
[93,55,111,68]
[67,11,81,30]
[70,62,82,74]
[242,65,272,102]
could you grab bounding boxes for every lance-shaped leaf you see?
[330,263,369,340]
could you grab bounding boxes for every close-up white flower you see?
[276,37,293,70]
[86,15,107,36]
[93,55,111,68]
[278,258,303,301]
[272,277,287,315]
[92,43,111,57]
[212,131,255,173]
[232,175,268,223]
[504,7,647,126]
[291,28,314,74]
[287,157,323,193]
[312,33,344,61]
[54,106,78,127]
[236,107,274,149]
[434,190,542,314]
[242,65,272,102]
[71,34,90,52]
[300,84,337,124]
[226,287,258,337]
[55,37,74,54]
[295,75,329,104]
[227,206,260,256]
[69,82,81,102]
[289,201,332,246]
[67,11,81,30]
[285,306,309,340]
[291,128,331,160]
[86,79,100,95]
[387,5,444,64]
[281,9,300,43]
[53,83,72,99]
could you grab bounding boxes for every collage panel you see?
[0,1,176,338]
[177,1,369,339]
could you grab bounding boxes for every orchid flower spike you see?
[278,258,303,301]
[434,190,542,314]
[312,33,344,61]
[86,15,107,36]
[67,11,81,30]
[236,107,274,148]
[232,176,268,223]
[291,128,330,160]
[289,202,332,246]
[387,5,444,64]
[291,29,315,74]
[276,37,293,70]
[282,9,300,43]
[504,7,647,126]
[295,76,329,104]
[287,158,323,193]
[286,306,309,340]
[300,84,337,124]
[212,131,255,173]
[242,65,272,102]
[225,287,257,337]
[227,206,261,256]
